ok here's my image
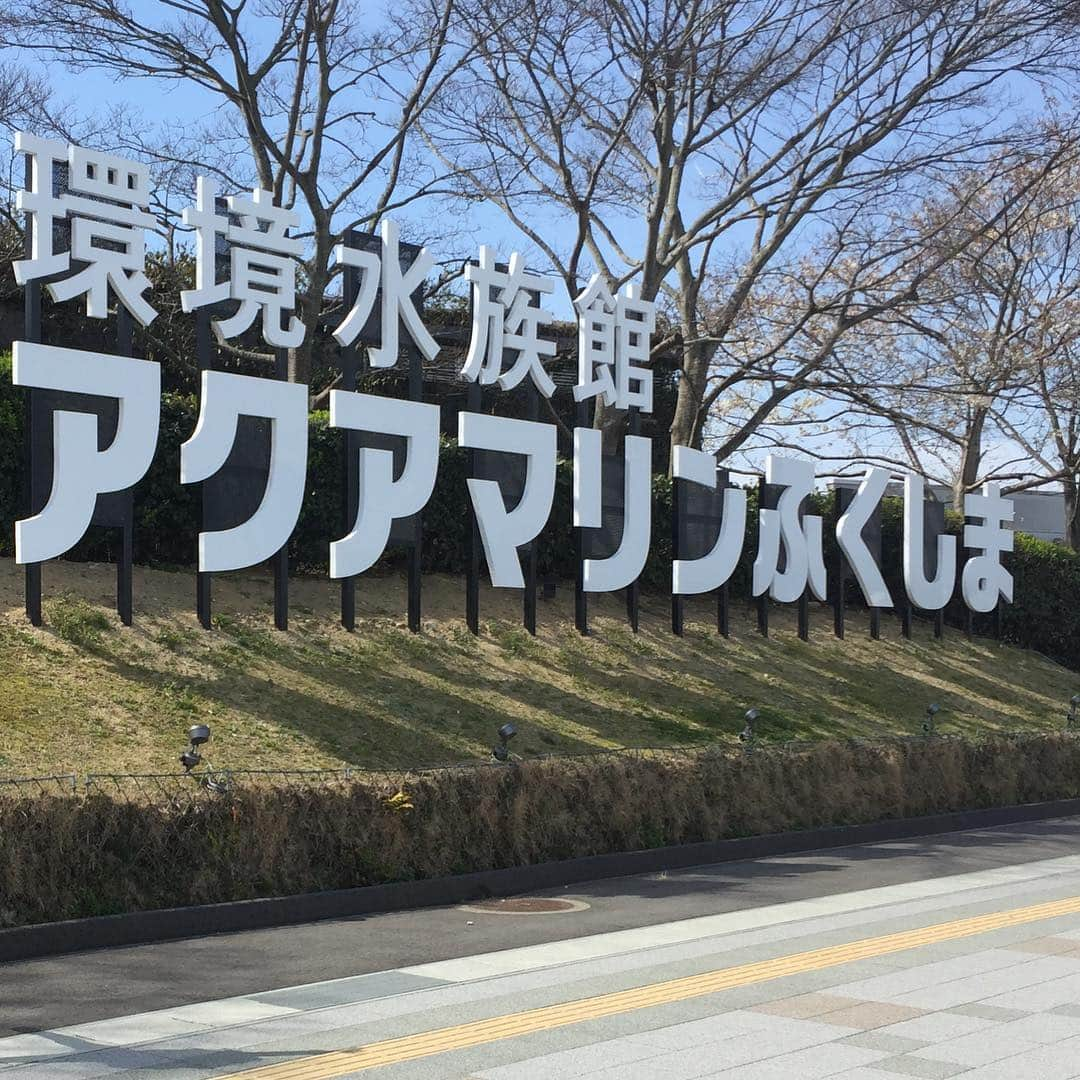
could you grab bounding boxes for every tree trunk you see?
[288,255,330,387]
[287,344,308,385]
[593,398,626,453]
[953,406,988,507]
[1064,474,1080,551]
[669,337,710,459]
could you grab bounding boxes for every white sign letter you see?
[459,413,557,588]
[671,446,746,595]
[752,456,827,603]
[15,134,157,326]
[329,393,439,578]
[836,468,892,608]
[332,220,439,367]
[462,247,556,396]
[962,483,1014,613]
[903,474,956,611]
[13,342,160,563]
[181,371,308,572]
[575,431,652,592]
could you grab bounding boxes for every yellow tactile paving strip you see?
[215,892,1080,1079]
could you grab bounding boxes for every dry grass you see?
[0,556,1076,776]
[3,733,1080,927]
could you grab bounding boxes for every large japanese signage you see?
[7,134,1016,635]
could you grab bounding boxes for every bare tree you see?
[694,174,1037,476]
[987,155,1080,547]
[815,178,1041,503]
[0,60,87,273]
[772,136,1080,520]
[0,62,51,136]
[7,0,478,385]
[423,0,1078,458]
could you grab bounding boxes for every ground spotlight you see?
[1068,695,1080,731]
[492,723,517,762]
[180,723,211,772]
[739,708,759,745]
[923,703,940,736]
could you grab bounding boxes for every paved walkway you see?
[4,818,1080,1078]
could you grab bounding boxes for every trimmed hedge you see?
[1000,534,1080,670]
[2,732,1079,927]
[2,359,1079,667]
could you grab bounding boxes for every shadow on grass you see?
[9,581,1073,772]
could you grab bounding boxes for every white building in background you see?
[1008,491,1067,543]
[828,479,1067,544]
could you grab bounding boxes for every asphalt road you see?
[3,817,1079,1039]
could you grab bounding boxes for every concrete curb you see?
[4,797,1079,963]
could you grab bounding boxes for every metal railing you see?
[0,773,78,795]
[0,728,1067,801]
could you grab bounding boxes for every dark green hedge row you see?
[3,732,1079,927]
[1,360,1078,667]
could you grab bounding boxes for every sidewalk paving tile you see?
[873,1012,996,1043]
[1005,937,1080,957]
[686,1042,887,1079]
[814,1002,929,1030]
[867,1055,971,1078]
[841,1033,933,1054]
[750,994,864,1019]
[947,1004,1030,1022]
[909,1025,1041,1067]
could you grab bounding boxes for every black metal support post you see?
[272,348,289,631]
[962,547,973,639]
[756,476,768,638]
[625,408,641,633]
[407,528,422,633]
[574,400,590,636]
[114,303,134,626]
[671,468,684,637]
[339,243,360,632]
[22,169,42,626]
[466,381,481,635]
[925,497,947,641]
[522,384,539,636]
[407,339,424,635]
[832,488,845,640]
[195,308,213,629]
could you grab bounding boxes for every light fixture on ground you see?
[492,723,517,762]
[739,708,759,745]
[180,723,211,771]
[923,703,941,736]
[1068,695,1080,731]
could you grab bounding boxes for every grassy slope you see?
[0,556,1075,776]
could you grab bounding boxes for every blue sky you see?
[2,23,1068,492]
[2,38,566,297]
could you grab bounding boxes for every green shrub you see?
[48,595,111,647]
[1000,533,1080,665]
